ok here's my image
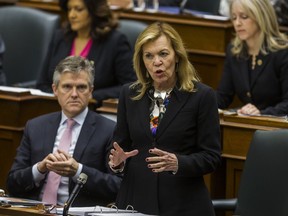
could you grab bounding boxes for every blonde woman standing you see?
[109,22,221,216]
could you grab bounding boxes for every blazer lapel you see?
[73,111,96,161]
[137,93,154,139]
[156,89,189,138]
[250,53,269,89]
[42,113,61,157]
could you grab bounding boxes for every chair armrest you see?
[212,198,237,210]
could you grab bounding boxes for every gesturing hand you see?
[108,142,139,169]
[146,148,178,173]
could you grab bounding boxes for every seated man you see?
[0,35,6,85]
[6,56,121,207]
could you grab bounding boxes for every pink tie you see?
[42,119,76,205]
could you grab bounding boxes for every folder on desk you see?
[56,205,155,216]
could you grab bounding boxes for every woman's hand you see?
[237,103,260,115]
[108,142,139,169]
[146,148,178,173]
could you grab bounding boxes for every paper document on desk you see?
[0,86,30,93]
[56,206,95,215]
[0,86,54,97]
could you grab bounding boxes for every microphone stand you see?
[63,173,88,216]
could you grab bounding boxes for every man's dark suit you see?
[36,29,136,101]
[217,44,288,115]
[7,110,121,207]
[114,82,221,215]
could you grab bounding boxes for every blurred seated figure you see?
[216,0,288,116]
[0,35,6,85]
[36,0,136,103]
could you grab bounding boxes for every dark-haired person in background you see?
[0,35,6,85]
[36,0,136,104]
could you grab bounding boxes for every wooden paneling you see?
[0,206,55,216]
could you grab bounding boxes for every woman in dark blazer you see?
[108,22,221,215]
[217,0,288,116]
[36,0,136,102]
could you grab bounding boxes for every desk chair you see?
[183,0,221,15]
[0,6,60,87]
[212,129,288,216]
[118,19,148,51]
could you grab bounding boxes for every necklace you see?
[251,54,257,70]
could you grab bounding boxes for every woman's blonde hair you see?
[131,22,200,100]
[229,0,288,57]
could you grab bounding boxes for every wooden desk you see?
[221,114,288,200]
[0,206,55,216]
[16,0,61,13]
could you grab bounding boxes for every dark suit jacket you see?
[113,82,221,215]
[36,29,136,101]
[217,44,288,115]
[7,110,121,207]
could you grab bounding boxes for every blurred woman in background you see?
[216,0,288,116]
[36,0,136,103]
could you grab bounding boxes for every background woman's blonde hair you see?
[131,22,200,100]
[229,0,288,57]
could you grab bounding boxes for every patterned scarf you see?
[149,88,172,136]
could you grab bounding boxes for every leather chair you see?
[212,129,288,216]
[118,19,148,51]
[0,6,60,87]
[182,0,221,15]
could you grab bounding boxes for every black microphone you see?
[63,173,88,216]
